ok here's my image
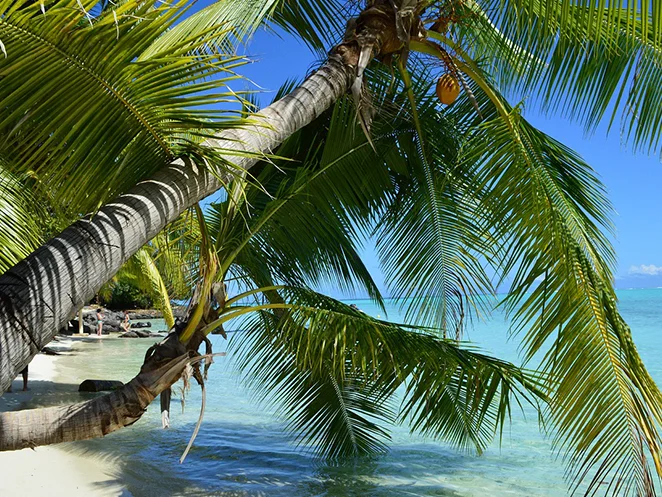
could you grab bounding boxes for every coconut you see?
[436,74,460,105]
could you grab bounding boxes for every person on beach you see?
[121,311,130,332]
[6,366,28,393]
[20,366,28,391]
[96,308,104,336]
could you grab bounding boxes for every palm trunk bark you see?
[0,355,189,450]
[0,55,355,394]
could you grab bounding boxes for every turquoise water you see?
[48,289,662,496]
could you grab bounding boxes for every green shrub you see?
[100,282,153,310]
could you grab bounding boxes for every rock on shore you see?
[130,322,151,329]
[119,330,163,339]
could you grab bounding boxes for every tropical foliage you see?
[2,0,662,496]
[160,152,545,460]
[97,246,177,326]
[0,165,49,273]
[0,0,250,215]
[163,67,657,493]
[0,0,250,321]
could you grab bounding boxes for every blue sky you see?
[235,27,662,294]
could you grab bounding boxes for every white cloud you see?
[628,264,662,276]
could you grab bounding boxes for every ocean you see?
[38,289,662,495]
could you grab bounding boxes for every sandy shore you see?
[0,340,128,497]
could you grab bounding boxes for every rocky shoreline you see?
[58,306,183,338]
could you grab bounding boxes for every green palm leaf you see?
[236,307,394,458]
[232,287,546,457]
[126,248,175,328]
[0,0,248,213]
[152,209,203,301]
[367,66,494,333]
[0,161,47,273]
[143,0,345,59]
[458,74,662,494]
[476,0,662,152]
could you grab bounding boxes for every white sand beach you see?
[0,341,127,497]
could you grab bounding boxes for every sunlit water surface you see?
[28,289,662,495]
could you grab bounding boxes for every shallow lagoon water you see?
[52,289,662,496]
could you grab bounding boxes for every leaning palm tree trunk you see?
[0,354,189,449]
[0,55,356,394]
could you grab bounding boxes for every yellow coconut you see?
[436,74,460,105]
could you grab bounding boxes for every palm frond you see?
[0,160,46,273]
[370,65,494,333]
[231,287,546,458]
[152,209,203,301]
[204,98,390,302]
[431,2,543,89]
[476,0,662,152]
[127,248,175,328]
[0,0,248,214]
[143,0,346,60]
[457,71,662,494]
[269,0,348,54]
[236,307,394,458]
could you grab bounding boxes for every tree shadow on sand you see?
[0,379,86,411]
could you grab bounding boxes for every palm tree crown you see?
[2,1,662,495]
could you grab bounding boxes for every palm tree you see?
[0,0,354,397]
[1,0,662,495]
[0,129,547,466]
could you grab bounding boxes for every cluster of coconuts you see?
[436,73,460,105]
